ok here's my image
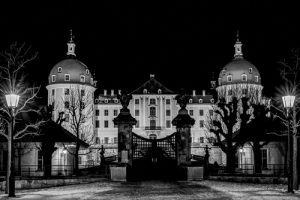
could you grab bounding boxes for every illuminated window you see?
[80,75,85,82]
[65,74,70,81]
[242,74,247,81]
[227,75,232,82]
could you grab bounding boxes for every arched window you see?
[143,89,147,94]
[86,69,90,74]
[227,75,232,82]
[255,76,259,82]
[241,74,247,81]
[158,89,162,94]
[249,68,253,73]
[80,75,85,82]
[199,99,203,103]
[58,67,62,73]
[189,99,193,103]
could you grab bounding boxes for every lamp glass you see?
[5,94,20,108]
[282,95,295,108]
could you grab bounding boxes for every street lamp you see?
[5,93,20,197]
[282,95,295,193]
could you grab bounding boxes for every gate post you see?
[172,90,195,166]
[111,92,136,181]
[113,92,137,166]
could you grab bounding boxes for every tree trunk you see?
[253,141,262,174]
[226,144,236,173]
[41,141,56,177]
[74,141,80,175]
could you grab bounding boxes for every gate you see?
[130,132,177,180]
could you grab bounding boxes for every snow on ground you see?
[0,180,299,200]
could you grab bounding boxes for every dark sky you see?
[0,1,299,101]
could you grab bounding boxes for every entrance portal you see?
[129,132,177,180]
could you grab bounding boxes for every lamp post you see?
[5,93,20,197]
[282,95,295,193]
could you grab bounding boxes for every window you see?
[37,150,43,171]
[199,99,203,103]
[80,75,85,82]
[166,120,171,128]
[104,137,109,144]
[104,99,108,103]
[86,69,90,74]
[80,102,85,109]
[114,99,118,103]
[166,109,171,116]
[95,137,100,144]
[104,120,109,128]
[199,109,204,116]
[114,137,118,144]
[104,110,109,116]
[65,101,70,109]
[255,76,259,82]
[96,120,100,128]
[135,99,139,104]
[200,137,204,143]
[249,68,253,73]
[65,74,70,81]
[150,120,156,128]
[189,99,193,103]
[209,110,213,116]
[65,88,70,95]
[96,109,100,116]
[81,90,85,96]
[241,74,247,81]
[208,137,215,144]
[158,89,162,94]
[65,114,69,122]
[218,78,222,85]
[189,110,193,116]
[242,88,247,95]
[114,110,118,116]
[135,109,139,116]
[58,67,62,73]
[136,120,139,128]
[150,107,156,116]
[261,149,268,169]
[200,120,204,128]
[52,75,56,82]
[52,89,55,96]
[227,75,232,82]
[210,99,214,103]
[166,99,170,104]
[150,98,156,105]
[143,89,147,94]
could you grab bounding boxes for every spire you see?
[234,30,243,58]
[67,29,76,57]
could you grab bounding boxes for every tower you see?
[216,32,263,103]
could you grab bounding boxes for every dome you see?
[218,36,261,86]
[48,58,94,86]
[218,57,261,86]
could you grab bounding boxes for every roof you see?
[48,58,96,87]
[131,74,175,95]
[1,120,89,148]
[188,94,214,104]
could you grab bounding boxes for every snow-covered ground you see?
[0,180,299,200]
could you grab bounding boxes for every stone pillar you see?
[172,90,195,166]
[113,93,137,167]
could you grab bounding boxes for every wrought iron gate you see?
[132,132,177,164]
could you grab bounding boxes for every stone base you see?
[178,166,203,180]
[110,166,127,182]
[187,166,203,180]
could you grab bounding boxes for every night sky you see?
[0,1,299,102]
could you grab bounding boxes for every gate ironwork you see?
[132,132,177,163]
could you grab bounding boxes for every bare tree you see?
[0,43,45,195]
[273,48,300,190]
[206,97,242,173]
[61,86,95,175]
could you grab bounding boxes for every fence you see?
[211,164,287,176]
